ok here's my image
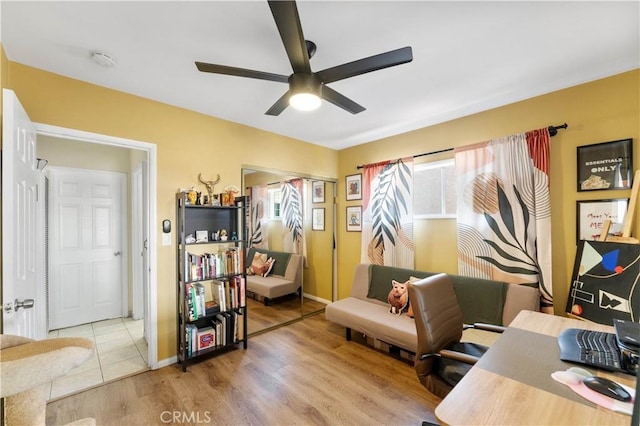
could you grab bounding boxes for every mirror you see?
[242,166,335,335]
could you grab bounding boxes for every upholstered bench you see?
[325,263,540,353]
[246,247,303,305]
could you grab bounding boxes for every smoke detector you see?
[90,50,116,67]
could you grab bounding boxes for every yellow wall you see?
[3,62,338,361]
[336,69,640,316]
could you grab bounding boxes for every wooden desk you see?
[435,310,637,425]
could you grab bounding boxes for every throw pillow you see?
[387,280,410,315]
[248,251,268,276]
[262,257,276,277]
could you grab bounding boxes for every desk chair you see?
[408,273,505,399]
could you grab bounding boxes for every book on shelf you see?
[197,326,215,351]
[211,280,226,311]
[185,282,206,320]
[185,324,197,357]
[214,313,226,346]
[230,275,245,308]
[205,300,220,316]
[236,311,244,342]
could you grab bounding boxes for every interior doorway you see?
[34,123,158,375]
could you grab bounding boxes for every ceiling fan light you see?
[289,92,321,111]
[288,73,322,111]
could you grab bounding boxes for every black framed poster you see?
[577,138,633,191]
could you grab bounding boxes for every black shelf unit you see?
[176,193,248,372]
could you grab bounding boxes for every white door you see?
[48,167,126,329]
[1,89,46,338]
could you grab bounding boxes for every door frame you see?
[131,164,144,320]
[34,123,159,369]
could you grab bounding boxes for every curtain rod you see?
[356,122,568,169]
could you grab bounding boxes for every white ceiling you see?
[1,1,638,150]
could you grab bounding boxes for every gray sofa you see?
[325,263,540,353]
[246,248,303,305]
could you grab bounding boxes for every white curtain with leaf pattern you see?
[249,185,269,249]
[281,179,306,258]
[360,158,414,268]
[455,129,552,312]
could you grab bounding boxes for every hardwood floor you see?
[47,313,440,425]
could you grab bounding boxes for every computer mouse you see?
[582,376,632,402]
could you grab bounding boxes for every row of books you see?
[184,311,244,356]
[211,277,246,312]
[184,248,243,282]
[185,277,246,321]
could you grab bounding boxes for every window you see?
[269,188,282,220]
[413,159,456,218]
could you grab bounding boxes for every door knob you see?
[114,251,122,256]
[14,298,34,311]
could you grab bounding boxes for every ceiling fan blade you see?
[268,0,311,74]
[321,86,365,114]
[316,46,413,84]
[195,62,289,83]
[265,91,291,116]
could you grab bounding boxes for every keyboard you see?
[575,329,622,370]
[558,328,625,372]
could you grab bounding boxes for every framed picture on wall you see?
[312,208,325,231]
[346,173,362,201]
[576,198,629,243]
[312,181,325,203]
[346,206,362,232]
[577,138,633,191]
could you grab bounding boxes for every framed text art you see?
[346,206,362,232]
[312,208,325,231]
[346,174,362,201]
[312,181,325,203]
[576,198,628,243]
[577,138,633,191]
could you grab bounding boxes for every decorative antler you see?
[198,173,221,205]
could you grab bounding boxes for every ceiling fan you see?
[195,0,413,115]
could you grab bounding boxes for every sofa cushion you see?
[248,251,269,276]
[246,275,299,299]
[247,247,291,276]
[263,257,275,277]
[325,297,418,351]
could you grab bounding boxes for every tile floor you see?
[46,317,149,400]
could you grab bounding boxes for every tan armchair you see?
[408,273,505,399]
[1,334,96,426]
